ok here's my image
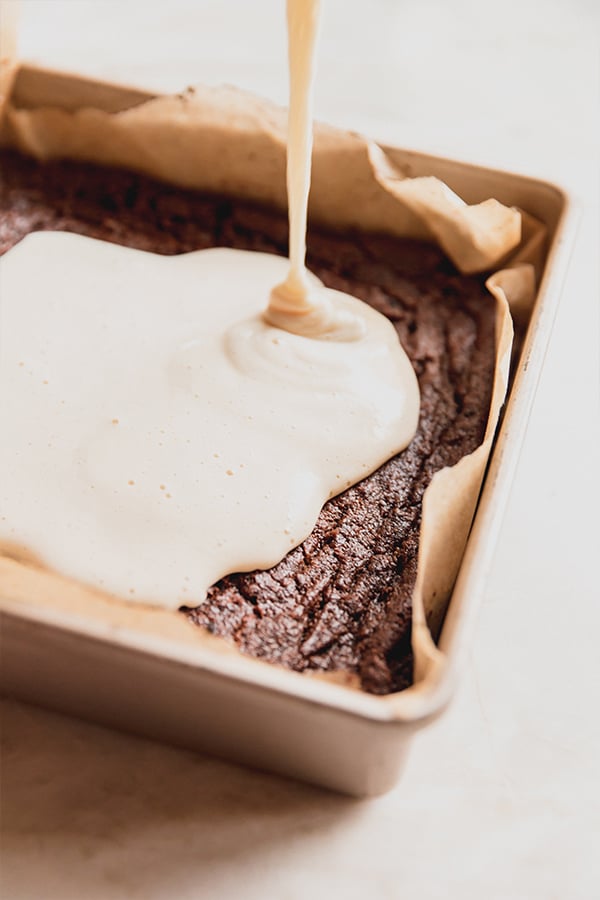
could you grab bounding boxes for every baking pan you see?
[0,64,575,796]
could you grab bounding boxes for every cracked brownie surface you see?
[0,150,496,693]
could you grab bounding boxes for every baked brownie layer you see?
[0,150,496,694]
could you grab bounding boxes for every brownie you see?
[0,150,496,694]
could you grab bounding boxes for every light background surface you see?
[1,1,599,898]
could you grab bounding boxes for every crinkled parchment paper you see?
[0,80,545,697]
[0,2,18,120]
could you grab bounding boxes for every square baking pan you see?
[0,64,576,796]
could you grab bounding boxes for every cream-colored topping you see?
[279,0,320,303]
[0,0,421,610]
[0,232,419,607]
[265,0,363,340]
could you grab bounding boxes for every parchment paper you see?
[0,80,545,696]
[0,0,19,116]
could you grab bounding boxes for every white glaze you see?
[0,233,419,606]
[0,0,421,608]
[266,0,363,340]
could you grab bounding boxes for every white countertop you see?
[1,1,599,898]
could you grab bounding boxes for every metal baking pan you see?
[0,64,575,796]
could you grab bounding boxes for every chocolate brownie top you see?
[0,150,496,694]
